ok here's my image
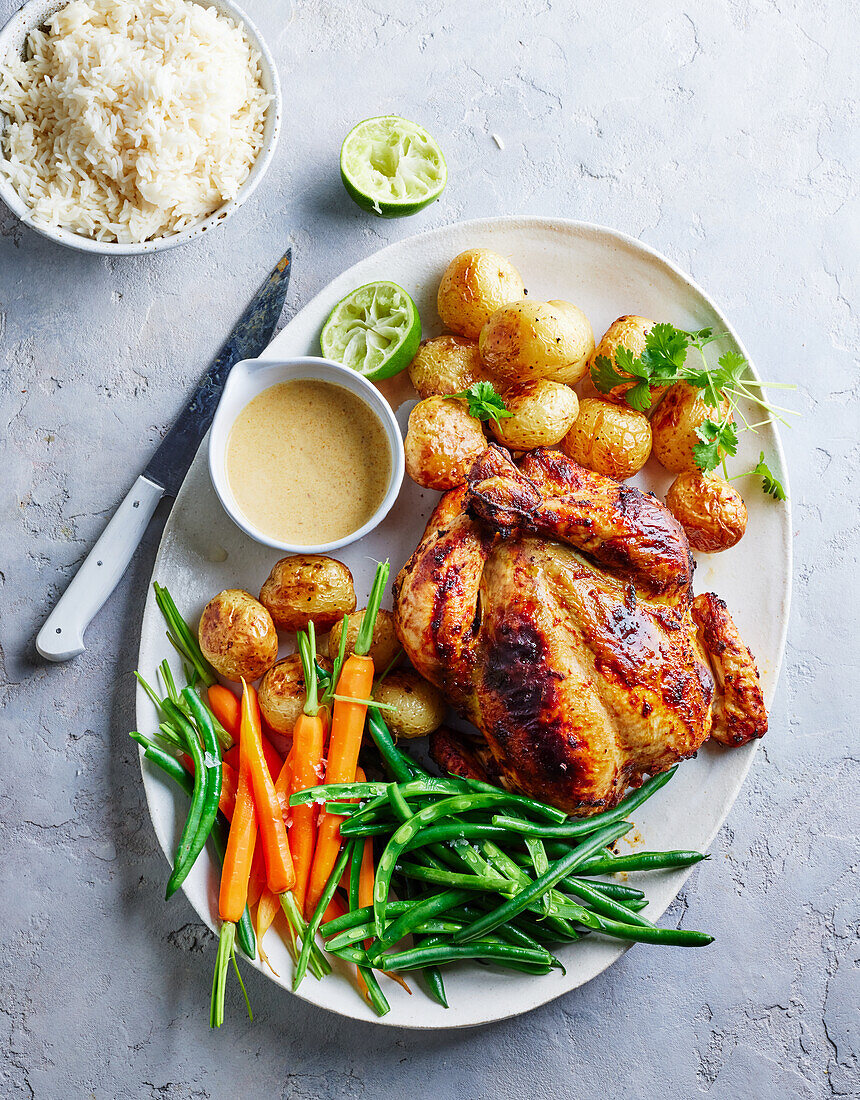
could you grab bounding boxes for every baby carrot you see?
[216,690,283,781]
[241,681,295,895]
[284,624,326,917]
[306,563,389,914]
[208,684,241,740]
[220,746,256,923]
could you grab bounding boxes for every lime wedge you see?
[320,281,422,380]
[340,116,447,218]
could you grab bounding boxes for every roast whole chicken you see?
[393,445,767,814]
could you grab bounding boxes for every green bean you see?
[574,910,714,947]
[279,892,330,980]
[525,836,550,916]
[367,707,425,781]
[492,768,679,839]
[166,688,222,899]
[401,822,516,851]
[377,940,554,973]
[160,700,206,900]
[574,851,707,875]
[394,860,517,894]
[388,782,416,823]
[295,841,354,990]
[421,965,448,1008]
[321,899,416,939]
[372,889,474,953]
[559,877,656,928]
[478,840,584,940]
[373,792,566,936]
[456,820,635,943]
[337,821,398,838]
[571,878,645,902]
[327,917,464,954]
[291,777,470,809]
[452,904,554,956]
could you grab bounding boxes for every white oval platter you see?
[136,216,791,1029]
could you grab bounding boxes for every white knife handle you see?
[36,475,165,662]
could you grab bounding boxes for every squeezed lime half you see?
[340,116,447,218]
[320,281,422,380]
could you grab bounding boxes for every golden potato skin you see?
[666,471,748,552]
[437,249,525,339]
[479,300,595,385]
[259,555,356,633]
[328,609,401,670]
[373,670,447,739]
[404,396,487,490]
[587,315,667,410]
[651,383,732,473]
[408,335,486,399]
[258,653,333,734]
[490,380,579,450]
[198,589,278,682]
[560,398,652,480]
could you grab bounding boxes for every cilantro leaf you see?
[624,378,654,412]
[640,323,691,379]
[693,418,738,472]
[590,354,631,395]
[591,348,654,410]
[710,350,747,389]
[449,381,512,425]
[751,451,787,500]
[682,327,714,347]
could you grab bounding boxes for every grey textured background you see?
[1,0,858,1097]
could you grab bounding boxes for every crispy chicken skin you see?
[394,446,767,813]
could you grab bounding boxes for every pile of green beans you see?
[291,713,712,1015]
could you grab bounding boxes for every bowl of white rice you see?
[0,0,281,253]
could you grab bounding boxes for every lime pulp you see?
[320,281,422,381]
[340,116,447,219]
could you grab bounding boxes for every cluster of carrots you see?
[135,563,392,1026]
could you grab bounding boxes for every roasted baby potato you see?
[408,335,487,398]
[198,589,278,682]
[490,379,579,451]
[560,398,652,480]
[373,669,447,739]
[405,396,487,490]
[478,299,595,385]
[587,315,666,410]
[259,555,356,633]
[259,653,334,734]
[666,471,748,552]
[328,608,401,670]
[437,249,525,339]
[651,383,732,473]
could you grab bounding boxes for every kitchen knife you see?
[35,250,292,662]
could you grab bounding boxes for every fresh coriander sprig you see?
[729,452,787,500]
[448,381,512,426]
[591,323,796,494]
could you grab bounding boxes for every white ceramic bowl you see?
[209,356,407,554]
[0,0,281,255]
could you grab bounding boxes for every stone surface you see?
[1,0,857,1097]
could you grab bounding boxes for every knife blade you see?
[35,249,293,662]
[145,250,291,497]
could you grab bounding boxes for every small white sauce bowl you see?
[208,356,406,555]
[0,0,281,255]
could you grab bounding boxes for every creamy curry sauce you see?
[226,379,391,544]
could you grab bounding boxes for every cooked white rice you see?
[0,0,271,243]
